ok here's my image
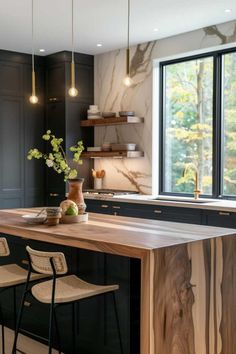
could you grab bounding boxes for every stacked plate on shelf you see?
[87,105,101,119]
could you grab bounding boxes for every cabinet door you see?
[45,101,66,205]
[204,210,236,228]
[0,97,24,209]
[111,203,202,224]
[86,200,113,214]
[76,249,140,354]
[24,65,45,207]
[46,63,65,100]
[0,61,23,97]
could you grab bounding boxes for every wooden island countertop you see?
[0,208,235,257]
[0,208,236,354]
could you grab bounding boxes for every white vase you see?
[94,178,102,190]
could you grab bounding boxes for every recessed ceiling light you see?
[39,49,45,52]
[97,43,102,47]
[154,28,159,32]
[225,8,232,13]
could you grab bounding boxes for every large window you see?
[222,52,236,196]
[160,49,236,198]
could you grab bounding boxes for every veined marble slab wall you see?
[94,20,236,194]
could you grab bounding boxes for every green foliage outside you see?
[163,52,236,196]
[223,52,236,195]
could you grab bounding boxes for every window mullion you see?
[213,54,222,198]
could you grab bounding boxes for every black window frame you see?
[159,46,236,200]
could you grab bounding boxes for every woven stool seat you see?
[31,274,119,304]
[0,264,46,288]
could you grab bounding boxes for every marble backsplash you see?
[94,20,236,194]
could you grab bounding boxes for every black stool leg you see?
[12,290,28,354]
[48,301,55,354]
[53,307,61,354]
[72,302,78,354]
[13,287,17,331]
[112,292,124,354]
[0,304,5,354]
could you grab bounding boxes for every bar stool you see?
[12,246,124,354]
[0,237,47,354]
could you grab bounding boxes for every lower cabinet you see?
[0,235,140,354]
[202,209,236,228]
[86,199,203,224]
[85,199,236,230]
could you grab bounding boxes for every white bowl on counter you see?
[22,213,47,224]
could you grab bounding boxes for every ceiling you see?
[0,0,235,56]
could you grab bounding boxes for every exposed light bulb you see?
[123,75,133,87]
[29,95,38,104]
[68,87,78,97]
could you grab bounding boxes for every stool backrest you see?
[26,246,68,275]
[0,238,10,257]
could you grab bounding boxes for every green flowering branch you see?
[27,130,84,180]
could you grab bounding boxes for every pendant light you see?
[123,0,133,87]
[29,0,38,104]
[68,0,78,97]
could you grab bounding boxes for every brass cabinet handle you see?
[24,301,31,307]
[112,206,121,210]
[154,210,162,214]
[49,193,59,197]
[101,204,109,208]
[48,97,59,102]
[21,259,29,265]
[219,211,231,216]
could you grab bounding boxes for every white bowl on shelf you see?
[111,143,136,151]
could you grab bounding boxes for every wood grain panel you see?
[220,236,236,354]
[153,244,195,354]
[151,236,236,354]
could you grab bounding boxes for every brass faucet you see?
[183,163,201,199]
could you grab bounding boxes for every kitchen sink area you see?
[152,197,214,204]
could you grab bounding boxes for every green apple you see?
[65,206,78,216]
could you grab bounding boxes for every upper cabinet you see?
[0,49,95,209]
[0,50,45,209]
[45,51,94,206]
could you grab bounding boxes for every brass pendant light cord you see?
[71,0,75,87]
[31,0,35,95]
[126,0,130,76]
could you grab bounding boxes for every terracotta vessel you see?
[67,178,86,214]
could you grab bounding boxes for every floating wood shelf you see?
[80,116,144,127]
[81,150,144,158]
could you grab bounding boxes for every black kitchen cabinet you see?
[85,199,203,224]
[45,51,94,206]
[202,209,236,228]
[0,50,45,209]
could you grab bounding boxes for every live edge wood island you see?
[0,208,236,354]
